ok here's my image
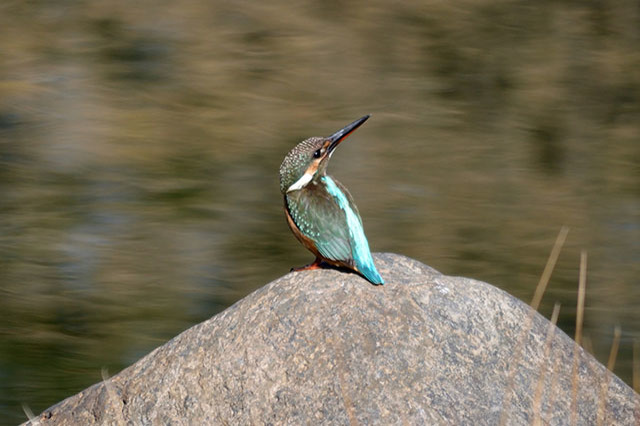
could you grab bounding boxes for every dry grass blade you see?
[570,250,587,426]
[544,351,563,422]
[101,367,127,425]
[634,339,639,393]
[582,333,594,356]
[532,302,561,426]
[596,326,622,426]
[500,229,568,426]
[575,250,587,346]
[606,326,622,372]
[530,226,569,311]
[21,403,37,425]
[634,339,640,422]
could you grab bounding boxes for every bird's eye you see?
[313,149,322,158]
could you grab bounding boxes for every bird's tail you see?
[357,260,385,285]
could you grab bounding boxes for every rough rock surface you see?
[26,253,639,425]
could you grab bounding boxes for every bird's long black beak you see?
[327,114,370,153]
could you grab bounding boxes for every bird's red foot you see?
[290,258,323,272]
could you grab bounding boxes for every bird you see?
[279,114,384,285]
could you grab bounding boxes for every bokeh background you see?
[1,0,638,423]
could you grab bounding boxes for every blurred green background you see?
[1,0,638,423]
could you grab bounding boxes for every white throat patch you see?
[287,171,314,192]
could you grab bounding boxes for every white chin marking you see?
[287,172,313,192]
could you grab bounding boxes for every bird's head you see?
[279,115,370,194]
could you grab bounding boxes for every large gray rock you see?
[26,253,639,425]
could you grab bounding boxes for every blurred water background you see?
[1,1,639,423]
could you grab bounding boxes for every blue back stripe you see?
[322,176,384,284]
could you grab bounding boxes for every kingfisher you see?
[279,115,384,285]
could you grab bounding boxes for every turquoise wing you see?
[286,184,353,263]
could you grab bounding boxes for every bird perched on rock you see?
[279,115,384,285]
